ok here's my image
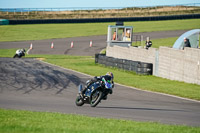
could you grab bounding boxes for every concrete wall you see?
[106,45,200,85]
[159,47,200,85]
[106,45,157,75]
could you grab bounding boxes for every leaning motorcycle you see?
[75,77,112,107]
[13,49,25,58]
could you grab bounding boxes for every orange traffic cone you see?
[71,41,74,48]
[51,42,54,48]
[30,43,33,49]
[90,40,92,47]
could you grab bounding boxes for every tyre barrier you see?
[95,54,153,75]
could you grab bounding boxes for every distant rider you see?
[81,72,114,97]
[13,49,26,58]
[145,37,152,50]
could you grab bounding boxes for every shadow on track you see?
[0,58,84,94]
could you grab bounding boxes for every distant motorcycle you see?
[13,49,26,58]
[75,77,113,107]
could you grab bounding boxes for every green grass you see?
[150,37,200,48]
[0,48,18,57]
[132,37,179,48]
[133,37,200,48]
[0,19,200,42]
[0,108,199,133]
[1,49,199,100]
[151,37,179,48]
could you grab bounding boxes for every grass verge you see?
[0,49,199,100]
[134,37,200,48]
[132,37,179,48]
[0,19,200,42]
[0,108,200,133]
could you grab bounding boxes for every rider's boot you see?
[102,95,107,100]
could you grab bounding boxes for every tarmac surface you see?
[0,30,187,56]
[0,58,200,126]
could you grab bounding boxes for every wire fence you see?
[0,3,200,20]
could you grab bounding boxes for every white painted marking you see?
[26,48,31,55]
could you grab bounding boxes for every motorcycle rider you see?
[145,37,152,50]
[80,72,114,98]
[13,49,26,58]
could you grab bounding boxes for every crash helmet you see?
[105,72,114,81]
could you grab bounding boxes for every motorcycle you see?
[75,77,113,107]
[13,49,26,58]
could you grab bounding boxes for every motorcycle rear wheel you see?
[75,96,84,106]
[90,89,102,107]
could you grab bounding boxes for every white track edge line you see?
[39,60,200,103]
[115,83,200,103]
[26,48,31,55]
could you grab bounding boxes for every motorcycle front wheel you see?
[90,89,102,107]
[75,95,84,106]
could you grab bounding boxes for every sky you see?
[0,0,199,8]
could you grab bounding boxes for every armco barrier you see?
[9,14,200,25]
[95,54,153,75]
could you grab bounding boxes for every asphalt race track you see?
[0,30,187,56]
[0,29,200,126]
[0,58,200,126]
